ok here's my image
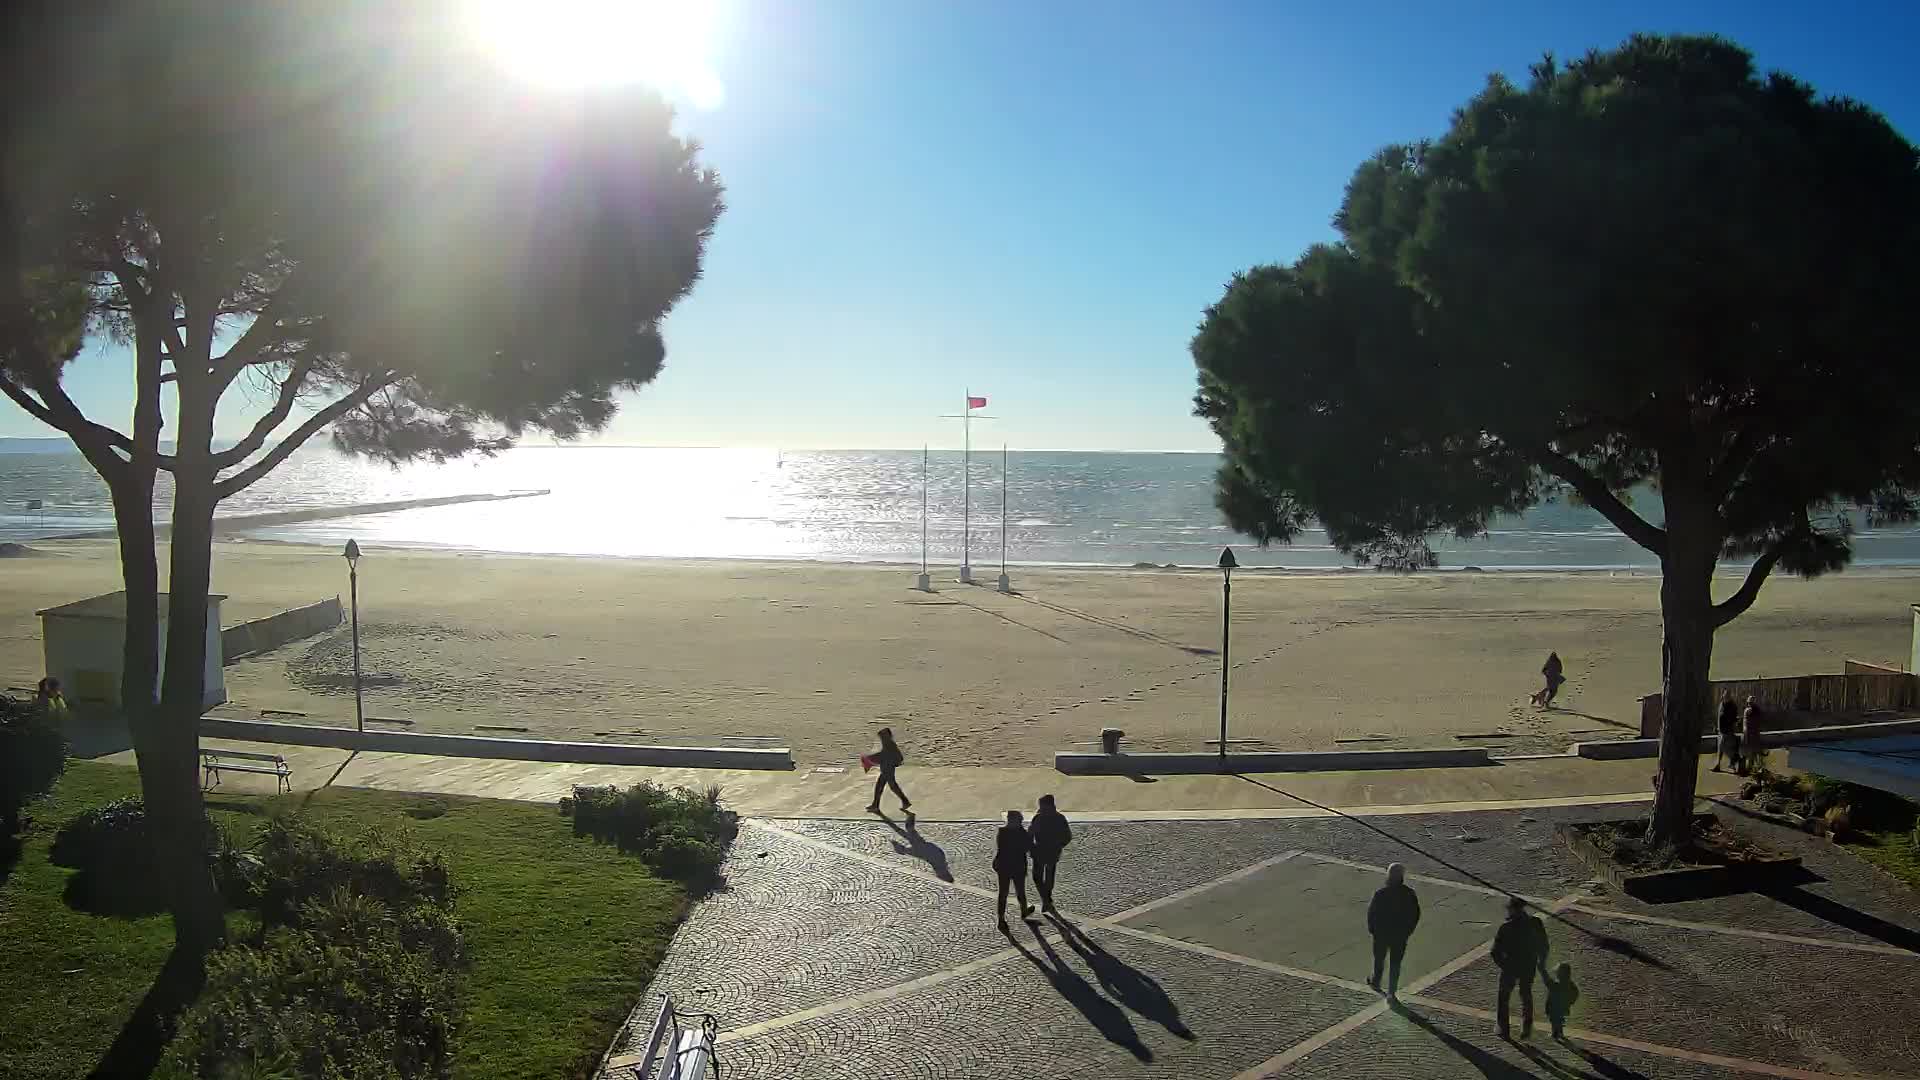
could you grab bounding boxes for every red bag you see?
[859,754,876,773]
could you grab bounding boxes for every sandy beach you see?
[2,538,1915,765]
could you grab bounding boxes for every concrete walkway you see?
[142,738,1744,820]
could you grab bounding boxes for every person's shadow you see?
[1053,913,1194,1041]
[1396,1004,1647,1080]
[878,811,953,882]
[1007,926,1152,1062]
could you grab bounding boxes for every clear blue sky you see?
[16,1,1920,451]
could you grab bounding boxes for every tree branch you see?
[0,372,132,481]
[208,292,290,390]
[214,374,394,499]
[1712,542,1785,629]
[1530,447,1668,555]
[210,357,315,469]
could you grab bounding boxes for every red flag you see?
[967,395,987,409]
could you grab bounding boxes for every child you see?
[1545,961,1578,1040]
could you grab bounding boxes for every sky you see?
[14,0,1920,452]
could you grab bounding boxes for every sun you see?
[463,0,724,107]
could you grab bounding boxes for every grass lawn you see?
[1847,828,1920,893]
[0,760,690,1080]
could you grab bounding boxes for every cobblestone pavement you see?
[605,803,1920,1079]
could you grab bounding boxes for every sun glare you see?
[464,0,725,108]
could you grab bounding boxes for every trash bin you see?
[1100,727,1124,755]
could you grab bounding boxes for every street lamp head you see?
[343,539,361,568]
[1218,546,1237,573]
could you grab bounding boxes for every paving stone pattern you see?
[612,805,1920,1079]
[1297,1004,1742,1080]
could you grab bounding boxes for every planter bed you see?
[1556,813,1802,902]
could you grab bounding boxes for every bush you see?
[253,817,451,928]
[561,782,737,885]
[160,923,458,1080]
[50,796,242,914]
[0,695,67,833]
[161,822,465,1080]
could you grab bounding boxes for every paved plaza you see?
[605,798,1920,1079]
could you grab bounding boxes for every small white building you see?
[37,591,227,710]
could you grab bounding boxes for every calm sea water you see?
[5,445,1920,570]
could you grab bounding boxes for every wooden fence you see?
[1639,668,1918,737]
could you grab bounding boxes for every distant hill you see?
[0,437,213,455]
[0,438,87,455]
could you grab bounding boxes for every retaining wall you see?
[198,717,794,771]
[1576,716,1920,759]
[222,597,343,663]
[1055,747,1491,775]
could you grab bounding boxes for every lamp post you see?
[1217,546,1236,763]
[344,539,364,734]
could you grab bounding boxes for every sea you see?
[5,445,1920,571]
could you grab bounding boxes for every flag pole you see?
[996,443,1012,593]
[915,445,931,591]
[960,389,972,584]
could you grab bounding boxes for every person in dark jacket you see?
[1714,697,1742,773]
[1544,961,1578,1040]
[864,727,911,813]
[1366,863,1420,1001]
[1532,652,1566,708]
[1490,895,1550,1039]
[1028,794,1072,913]
[994,809,1034,930]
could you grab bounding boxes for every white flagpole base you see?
[959,564,974,585]
[995,573,1011,593]
[914,572,932,592]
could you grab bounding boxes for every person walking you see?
[1714,697,1742,773]
[1544,961,1579,1041]
[1532,652,1566,708]
[1029,794,1072,913]
[994,809,1035,931]
[1491,895,1549,1039]
[1366,863,1421,1002]
[863,727,911,813]
[1741,696,1765,773]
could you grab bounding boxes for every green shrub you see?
[161,824,465,1080]
[50,796,242,914]
[561,782,737,885]
[160,924,458,1080]
[0,695,67,833]
[253,817,451,928]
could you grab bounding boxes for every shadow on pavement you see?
[1234,775,1672,970]
[1395,1004,1537,1078]
[1008,926,1152,1062]
[1762,880,1920,954]
[1399,1004,1647,1079]
[878,811,953,882]
[1052,914,1195,1041]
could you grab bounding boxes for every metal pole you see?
[921,445,929,575]
[349,564,364,734]
[1219,570,1231,760]
[1000,443,1008,575]
[962,391,971,579]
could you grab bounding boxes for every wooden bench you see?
[201,748,292,794]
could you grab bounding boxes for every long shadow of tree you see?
[85,945,208,1080]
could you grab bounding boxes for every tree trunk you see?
[1649,506,1719,846]
[153,395,224,953]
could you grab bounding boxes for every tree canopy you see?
[1192,34,1920,839]
[0,1,725,947]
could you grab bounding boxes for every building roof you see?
[36,590,228,621]
[1788,734,1920,802]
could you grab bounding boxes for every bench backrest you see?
[203,749,286,765]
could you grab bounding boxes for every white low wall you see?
[199,717,795,771]
[1054,747,1492,775]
